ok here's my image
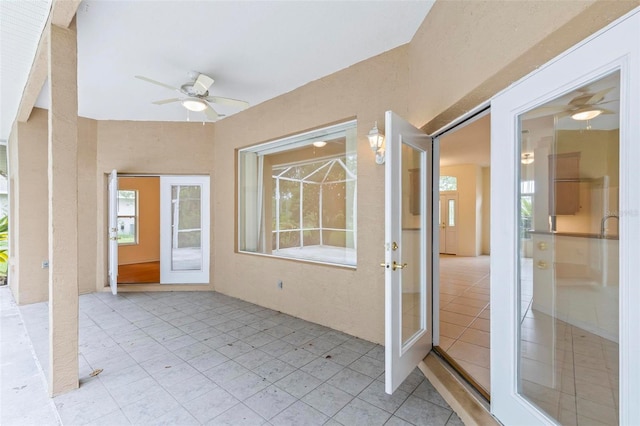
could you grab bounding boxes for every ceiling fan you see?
[524,87,617,121]
[135,71,249,121]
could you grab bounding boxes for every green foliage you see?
[0,215,8,267]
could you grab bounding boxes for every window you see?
[439,176,457,191]
[238,120,357,266]
[117,190,137,244]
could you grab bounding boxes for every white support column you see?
[48,22,79,396]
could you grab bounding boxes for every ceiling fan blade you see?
[204,104,219,121]
[152,98,181,105]
[586,87,614,105]
[135,75,179,91]
[193,74,214,96]
[206,96,249,110]
[522,105,567,120]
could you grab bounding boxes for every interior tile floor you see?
[2,286,464,426]
[438,255,491,393]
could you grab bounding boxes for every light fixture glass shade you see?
[571,109,602,121]
[312,141,327,148]
[182,98,208,112]
[368,121,384,151]
[521,153,534,165]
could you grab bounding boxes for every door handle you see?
[380,261,407,270]
[392,261,407,271]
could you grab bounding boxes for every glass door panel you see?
[518,71,620,425]
[171,185,202,271]
[160,176,210,284]
[401,145,425,345]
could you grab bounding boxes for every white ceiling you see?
[0,0,52,141]
[439,114,491,168]
[26,1,434,127]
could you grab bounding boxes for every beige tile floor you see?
[437,255,619,425]
[438,255,491,393]
[5,287,465,426]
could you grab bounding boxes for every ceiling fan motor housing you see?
[181,83,208,98]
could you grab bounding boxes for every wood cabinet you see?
[549,152,580,215]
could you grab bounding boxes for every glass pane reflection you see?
[401,144,424,344]
[518,71,619,424]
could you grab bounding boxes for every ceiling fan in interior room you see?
[134,71,249,121]
[523,87,617,121]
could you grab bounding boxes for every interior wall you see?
[481,167,491,255]
[440,164,481,257]
[117,177,160,265]
[94,120,215,292]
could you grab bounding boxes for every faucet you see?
[600,214,619,238]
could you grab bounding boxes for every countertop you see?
[528,230,619,240]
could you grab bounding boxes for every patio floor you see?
[2,286,463,425]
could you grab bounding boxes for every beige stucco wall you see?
[8,109,48,304]
[213,45,410,344]
[94,120,215,292]
[409,0,639,133]
[118,177,160,265]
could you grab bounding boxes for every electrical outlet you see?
[41,260,49,269]
[277,280,283,289]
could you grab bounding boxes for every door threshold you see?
[418,351,499,426]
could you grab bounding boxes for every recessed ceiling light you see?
[313,141,327,148]
[181,98,208,112]
[571,109,602,121]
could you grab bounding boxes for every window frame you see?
[237,120,358,268]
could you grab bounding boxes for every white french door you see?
[384,111,433,394]
[491,9,640,425]
[108,169,119,294]
[160,176,210,284]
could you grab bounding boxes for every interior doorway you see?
[435,111,491,399]
[117,176,160,284]
[107,173,210,293]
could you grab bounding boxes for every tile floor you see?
[437,255,491,393]
[5,287,465,426]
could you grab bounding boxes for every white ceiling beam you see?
[16,0,81,123]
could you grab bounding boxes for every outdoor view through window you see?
[238,121,357,266]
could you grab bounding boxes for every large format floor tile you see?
[7,288,464,425]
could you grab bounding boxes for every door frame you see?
[106,172,211,287]
[491,8,640,424]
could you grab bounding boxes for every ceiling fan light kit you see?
[182,97,208,112]
[571,108,602,121]
[312,141,327,148]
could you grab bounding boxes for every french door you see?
[107,174,210,293]
[491,9,639,425]
[108,170,119,294]
[160,176,210,284]
[384,111,433,394]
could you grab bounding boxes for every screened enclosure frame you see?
[272,156,357,251]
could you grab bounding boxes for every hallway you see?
[5,287,464,425]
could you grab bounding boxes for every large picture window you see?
[238,121,357,266]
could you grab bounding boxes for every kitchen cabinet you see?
[549,152,580,215]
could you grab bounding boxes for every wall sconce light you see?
[368,121,385,164]
[521,152,534,165]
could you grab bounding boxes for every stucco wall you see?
[94,120,215,292]
[409,0,639,133]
